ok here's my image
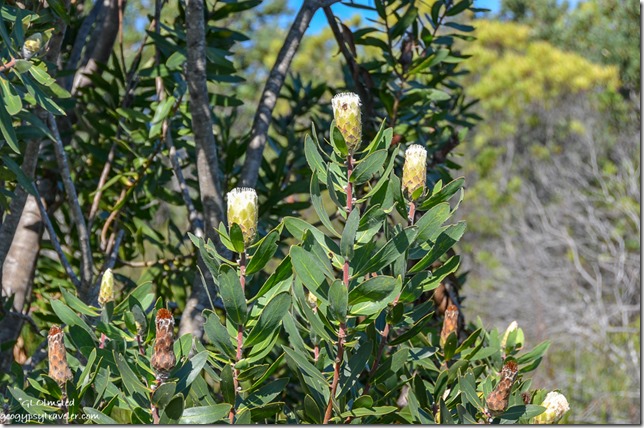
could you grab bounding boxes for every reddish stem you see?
[229,251,247,423]
[323,322,346,424]
[346,155,354,212]
[99,332,107,349]
[408,201,416,225]
[0,57,16,73]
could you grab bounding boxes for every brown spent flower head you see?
[402,144,427,200]
[331,92,362,152]
[440,303,459,348]
[98,268,115,307]
[485,360,519,417]
[48,325,72,386]
[227,187,258,247]
[150,308,176,381]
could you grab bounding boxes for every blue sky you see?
[294,0,500,33]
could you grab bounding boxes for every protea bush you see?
[1,93,566,424]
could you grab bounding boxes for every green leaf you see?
[161,393,184,422]
[352,395,373,409]
[113,354,149,409]
[51,300,97,340]
[351,150,387,184]
[330,120,348,157]
[60,288,100,316]
[290,246,328,302]
[0,102,19,153]
[418,177,465,211]
[310,171,340,238]
[390,5,417,38]
[3,156,35,194]
[409,222,466,273]
[46,0,70,24]
[501,405,546,421]
[148,96,174,139]
[328,280,348,322]
[203,310,236,358]
[218,265,247,325]
[9,387,59,415]
[241,378,288,410]
[348,275,397,305]
[229,223,245,254]
[83,407,118,424]
[174,351,209,396]
[304,394,322,424]
[178,404,231,424]
[151,382,177,409]
[28,64,55,86]
[414,202,451,243]
[443,332,459,361]
[305,133,327,183]
[215,222,237,253]
[353,227,418,278]
[0,78,21,115]
[246,230,279,275]
[249,255,292,303]
[447,0,471,16]
[389,311,434,346]
[356,149,398,203]
[245,292,291,347]
[341,208,360,259]
[221,364,235,404]
[340,406,398,418]
[114,281,153,314]
[166,50,187,69]
[517,341,550,367]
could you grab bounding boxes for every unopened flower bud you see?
[332,92,362,152]
[402,144,427,200]
[500,320,518,350]
[151,308,176,382]
[227,187,258,247]
[22,33,43,60]
[534,391,570,424]
[98,268,114,307]
[486,360,519,417]
[307,292,318,309]
[440,304,459,349]
[48,325,72,386]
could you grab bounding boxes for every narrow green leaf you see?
[409,222,466,273]
[348,275,397,305]
[414,202,450,243]
[310,171,340,238]
[328,280,348,322]
[229,223,245,254]
[203,310,236,358]
[51,300,97,340]
[0,78,21,114]
[83,407,118,424]
[353,227,418,278]
[0,102,19,153]
[351,150,387,184]
[290,246,328,302]
[218,265,247,325]
[305,134,327,183]
[178,404,231,424]
[114,352,148,396]
[246,230,279,275]
[27,64,55,86]
[340,208,360,259]
[245,292,291,347]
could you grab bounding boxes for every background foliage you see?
[0,0,639,424]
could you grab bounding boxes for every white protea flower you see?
[227,187,258,247]
[331,92,362,152]
[500,320,518,350]
[22,33,43,60]
[401,144,427,200]
[534,391,570,424]
[98,268,114,307]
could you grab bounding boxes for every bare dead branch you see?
[240,0,341,188]
[32,187,81,289]
[48,113,94,293]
